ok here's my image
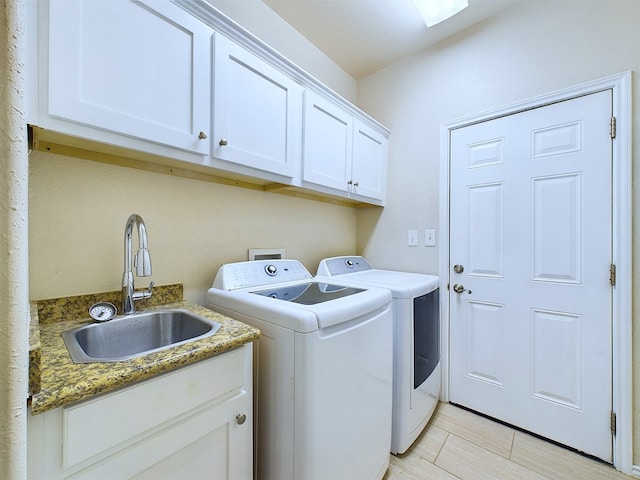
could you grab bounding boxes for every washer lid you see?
[252,282,365,304]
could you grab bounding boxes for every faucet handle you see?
[132,281,154,301]
[135,248,152,277]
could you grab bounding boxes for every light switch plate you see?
[407,230,418,247]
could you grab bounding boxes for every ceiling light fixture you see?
[413,0,469,27]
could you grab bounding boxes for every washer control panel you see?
[213,260,312,290]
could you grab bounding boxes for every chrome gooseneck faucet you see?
[122,214,154,315]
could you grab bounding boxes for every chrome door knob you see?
[236,413,247,425]
[453,284,471,294]
[453,264,464,274]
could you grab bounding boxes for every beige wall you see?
[28,152,356,305]
[356,0,640,463]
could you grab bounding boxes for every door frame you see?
[438,72,632,473]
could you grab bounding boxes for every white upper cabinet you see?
[303,91,387,204]
[212,34,303,179]
[302,91,353,191]
[42,0,212,154]
[351,119,388,202]
[28,0,389,204]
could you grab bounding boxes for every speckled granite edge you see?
[29,286,260,414]
[28,303,41,396]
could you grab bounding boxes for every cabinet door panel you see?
[68,392,252,480]
[48,0,211,154]
[302,91,353,191]
[63,347,246,468]
[351,119,387,202]
[213,34,302,178]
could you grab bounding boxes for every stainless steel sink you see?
[62,309,222,363]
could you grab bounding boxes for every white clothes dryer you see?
[207,260,393,480]
[316,256,440,454]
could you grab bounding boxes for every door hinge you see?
[610,264,616,286]
[611,411,617,436]
[610,116,616,139]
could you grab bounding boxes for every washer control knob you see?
[265,264,278,276]
[345,259,354,268]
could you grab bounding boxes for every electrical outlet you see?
[425,229,436,247]
[407,230,418,247]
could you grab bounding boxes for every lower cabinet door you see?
[27,345,254,480]
[68,392,252,480]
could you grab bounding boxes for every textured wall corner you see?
[0,0,29,478]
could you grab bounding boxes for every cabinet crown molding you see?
[172,0,390,138]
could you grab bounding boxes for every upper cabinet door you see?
[351,119,388,203]
[302,91,353,192]
[47,0,212,154]
[213,34,303,179]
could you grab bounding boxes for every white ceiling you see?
[262,0,522,80]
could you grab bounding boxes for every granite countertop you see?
[29,284,260,414]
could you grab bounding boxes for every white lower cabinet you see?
[28,344,253,480]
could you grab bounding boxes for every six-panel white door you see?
[449,91,613,461]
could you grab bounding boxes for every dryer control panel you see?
[317,256,373,276]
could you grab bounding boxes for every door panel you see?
[467,183,504,277]
[532,174,582,283]
[531,309,582,408]
[449,91,613,461]
[466,300,506,386]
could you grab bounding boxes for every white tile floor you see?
[383,402,632,480]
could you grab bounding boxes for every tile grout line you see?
[508,429,515,460]
[432,431,450,465]
[433,432,465,480]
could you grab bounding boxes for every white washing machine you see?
[317,256,440,454]
[207,260,393,480]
